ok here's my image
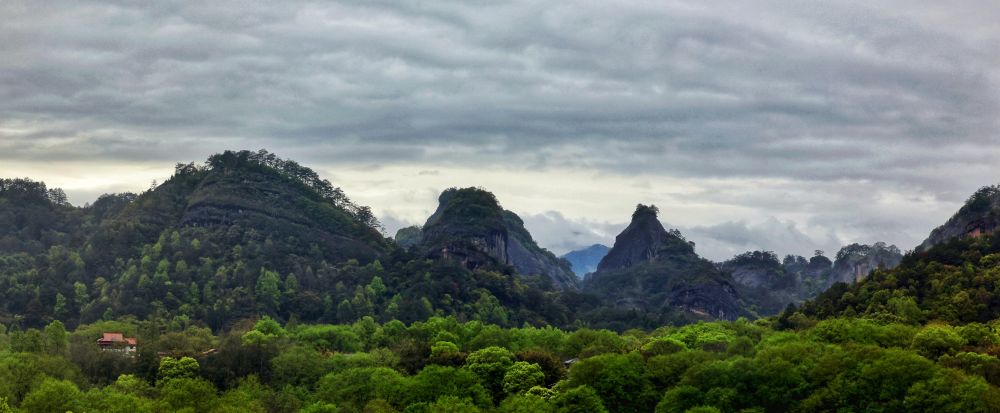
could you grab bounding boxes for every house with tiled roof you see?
[97,332,137,354]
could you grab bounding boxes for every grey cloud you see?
[1,0,998,255]
[683,219,843,262]
[518,211,625,256]
[378,214,415,239]
[517,210,846,262]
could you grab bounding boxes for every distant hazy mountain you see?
[718,243,900,311]
[561,244,609,278]
[829,242,903,285]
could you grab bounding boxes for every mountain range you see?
[0,149,993,331]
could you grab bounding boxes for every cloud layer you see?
[2,0,998,259]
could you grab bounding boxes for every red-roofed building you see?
[97,332,137,354]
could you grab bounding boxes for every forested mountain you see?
[0,151,580,331]
[799,229,1000,324]
[582,205,749,326]
[720,243,901,310]
[828,242,903,285]
[561,244,609,278]
[719,251,809,311]
[0,150,924,335]
[920,185,1000,251]
[722,251,800,290]
[415,188,579,291]
[793,185,1000,325]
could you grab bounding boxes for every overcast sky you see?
[2,1,999,261]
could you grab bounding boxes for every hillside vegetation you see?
[2,314,1000,412]
[5,152,1000,412]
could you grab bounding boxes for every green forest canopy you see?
[3,314,1000,413]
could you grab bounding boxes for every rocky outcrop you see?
[919,186,1000,251]
[561,244,610,278]
[805,254,834,281]
[720,251,786,289]
[596,205,686,272]
[719,251,835,314]
[584,204,746,321]
[419,187,579,290]
[394,226,423,248]
[728,266,774,288]
[829,242,902,285]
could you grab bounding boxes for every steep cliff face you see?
[596,205,685,272]
[720,251,788,289]
[419,187,578,290]
[719,251,835,313]
[829,242,902,285]
[920,186,1000,251]
[562,244,610,277]
[585,204,746,321]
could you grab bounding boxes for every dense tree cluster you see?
[0,178,69,206]
[960,185,1000,216]
[2,316,999,412]
[205,150,380,231]
[799,231,1000,324]
[726,251,781,268]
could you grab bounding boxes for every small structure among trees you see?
[97,332,137,354]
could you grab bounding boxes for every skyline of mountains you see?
[14,157,967,265]
[0,149,995,330]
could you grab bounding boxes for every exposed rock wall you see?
[829,243,902,285]
[920,186,1000,251]
[585,204,746,321]
[419,188,579,290]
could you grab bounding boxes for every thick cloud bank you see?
[2,0,998,258]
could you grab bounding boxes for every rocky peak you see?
[584,204,746,321]
[419,187,578,290]
[830,242,902,284]
[596,204,694,272]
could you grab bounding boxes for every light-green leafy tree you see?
[502,361,545,395]
[157,356,200,383]
[465,346,515,401]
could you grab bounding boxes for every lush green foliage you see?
[1,316,998,412]
[800,232,1000,324]
[0,155,586,331]
[7,152,1000,412]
